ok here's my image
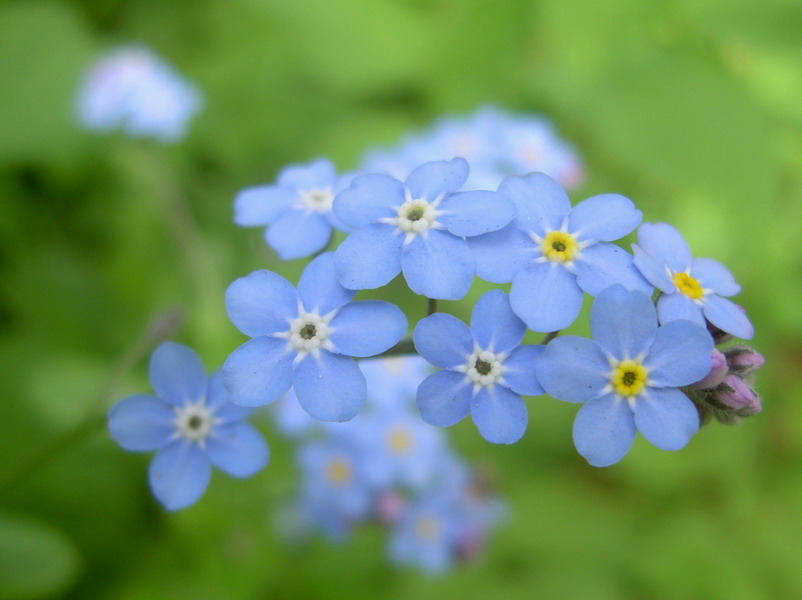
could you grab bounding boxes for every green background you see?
[1,0,801,598]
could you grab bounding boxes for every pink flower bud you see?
[725,345,765,375]
[715,374,762,413]
[375,491,407,525]
[692,349,728,389]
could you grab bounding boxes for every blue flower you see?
[360,356,431,412]
[536,285,714,467]
[388,494,463,573]
[413,290,544,444]
[223,252,407,421]
[107,342,269,510]
[332,158,516,300]
[234,158,353,260]
[632,222,754,339]
[469,172,652,332]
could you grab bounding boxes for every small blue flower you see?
[107,342,269,510]
[360,356,431,412]
[234,158,353,260]
[632,222,754,339]
[469,172,652,332]
[223,252,407,421]
[536,285,714,467]
[413,290,544,444]
[388,494,463,573]
[332,158,516,300]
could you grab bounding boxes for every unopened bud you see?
[692,349,728,389]
[375,491,407,525]
[715,374,762,414]
[725,345,765,376]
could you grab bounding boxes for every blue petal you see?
[401,230,474,300]
[333,174,405,229]
[334,224,402,290]
[107,394,174,451]
[416,370,471,427]
[657,293,705,326]
[468,226,537,284]
[509,262,583,332]
[148,441,211,510]
[574,243,653,296]
[498,172,570,236]
[222,337,294,407]
[632,244,674,292]
[149,342,206,406]
[225,270,298,337]
[437,191,515,237]
[643,320,713,387]
[277,158,336,189]
[206,422,269,477]
[502,345,545,396]
[405,158,468,200]
[205,372,252,423]
[535,336,609,403]
[413,313,472,368]
[298,252,355,314]
[233,186,294,226]
[471,386,527,444]
[329,300,407,357]
[470,290,525,353]
[568,194,641,243]
[703,295,754,339]
[265,209,332,260]
[293,351,366,421]
[636,222,692,272]
[572,394,636,467]
[633,387,699,451]
[691,258,740,297]
[590,286,657,359]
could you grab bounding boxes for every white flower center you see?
[276,306,337,361]
[464,349,505,388]
[174,402,215,444]
[395,198,439,234]
[299,187,334,213]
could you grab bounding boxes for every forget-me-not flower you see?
[536,285,714,467]
[107,342,269,510]
[413,290,544,444]
[223,252,407,421]
[469,172,652,332]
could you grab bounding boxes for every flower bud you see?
[692,349,728,389]
[375,491,407,525]
[714,374,762,414]
[725,345,765,376]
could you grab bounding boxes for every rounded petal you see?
[298,252,355,314]
[574,243,653,296]
[401,230,474,300]
[413,313,472,368]
[438,191,515,237]
[206,422,269,478]
[149,441,211,510]
[633,387,699,451]
[535,336,609,403]
[468,226,537,284]
[293,351,366,422]
[265,209,332,260]
[416,370,471,427]
[470,290,525,353]
[691,258,740,297]
[107,394,174,451]
[329,300,407,357]
[636,222,692,272]
[333,174,405,229]
[509,262,583,332]
[222,337,294,407]
[590,286,657,359]
[501,345,545,396]
[703,295,754,339]
[149,342,207,406]
[573,394,636,467]
[233,186,294,226]
[277,158,336,189]
[471,386,527,444]
[225,270,298,337]
[405,158,468,200]
[632,244,674,292]
[498,172,570,236]
[657,293,705,326]
[568,194,641,243]
[643,320,714,387]
[334,224,402,290]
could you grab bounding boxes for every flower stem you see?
[379,338,417,357]
[540,330,560,345]
[427,298,438,316]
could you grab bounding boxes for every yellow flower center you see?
[672,272,704,300]
[611,360,648,398]
[326,458,352,485]
[386,427,412,455]
[541,231,578,263]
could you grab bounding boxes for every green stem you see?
[380,338,416,357]
[540,330,560,345]
[427,297,438,316]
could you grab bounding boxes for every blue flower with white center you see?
[107,342,269,510]
[223,252,407,421]
[536,285,714,467]
[632,222,754,339]
[468,172,652,332]
[234,158,353,260]
[413,290,544,444]
[332,158,516,300]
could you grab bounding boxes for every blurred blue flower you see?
[107,342,268,510]
[536,285,714,467]
[360,356,431,412]
[413,290,544,444]
[388,494,463,573]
